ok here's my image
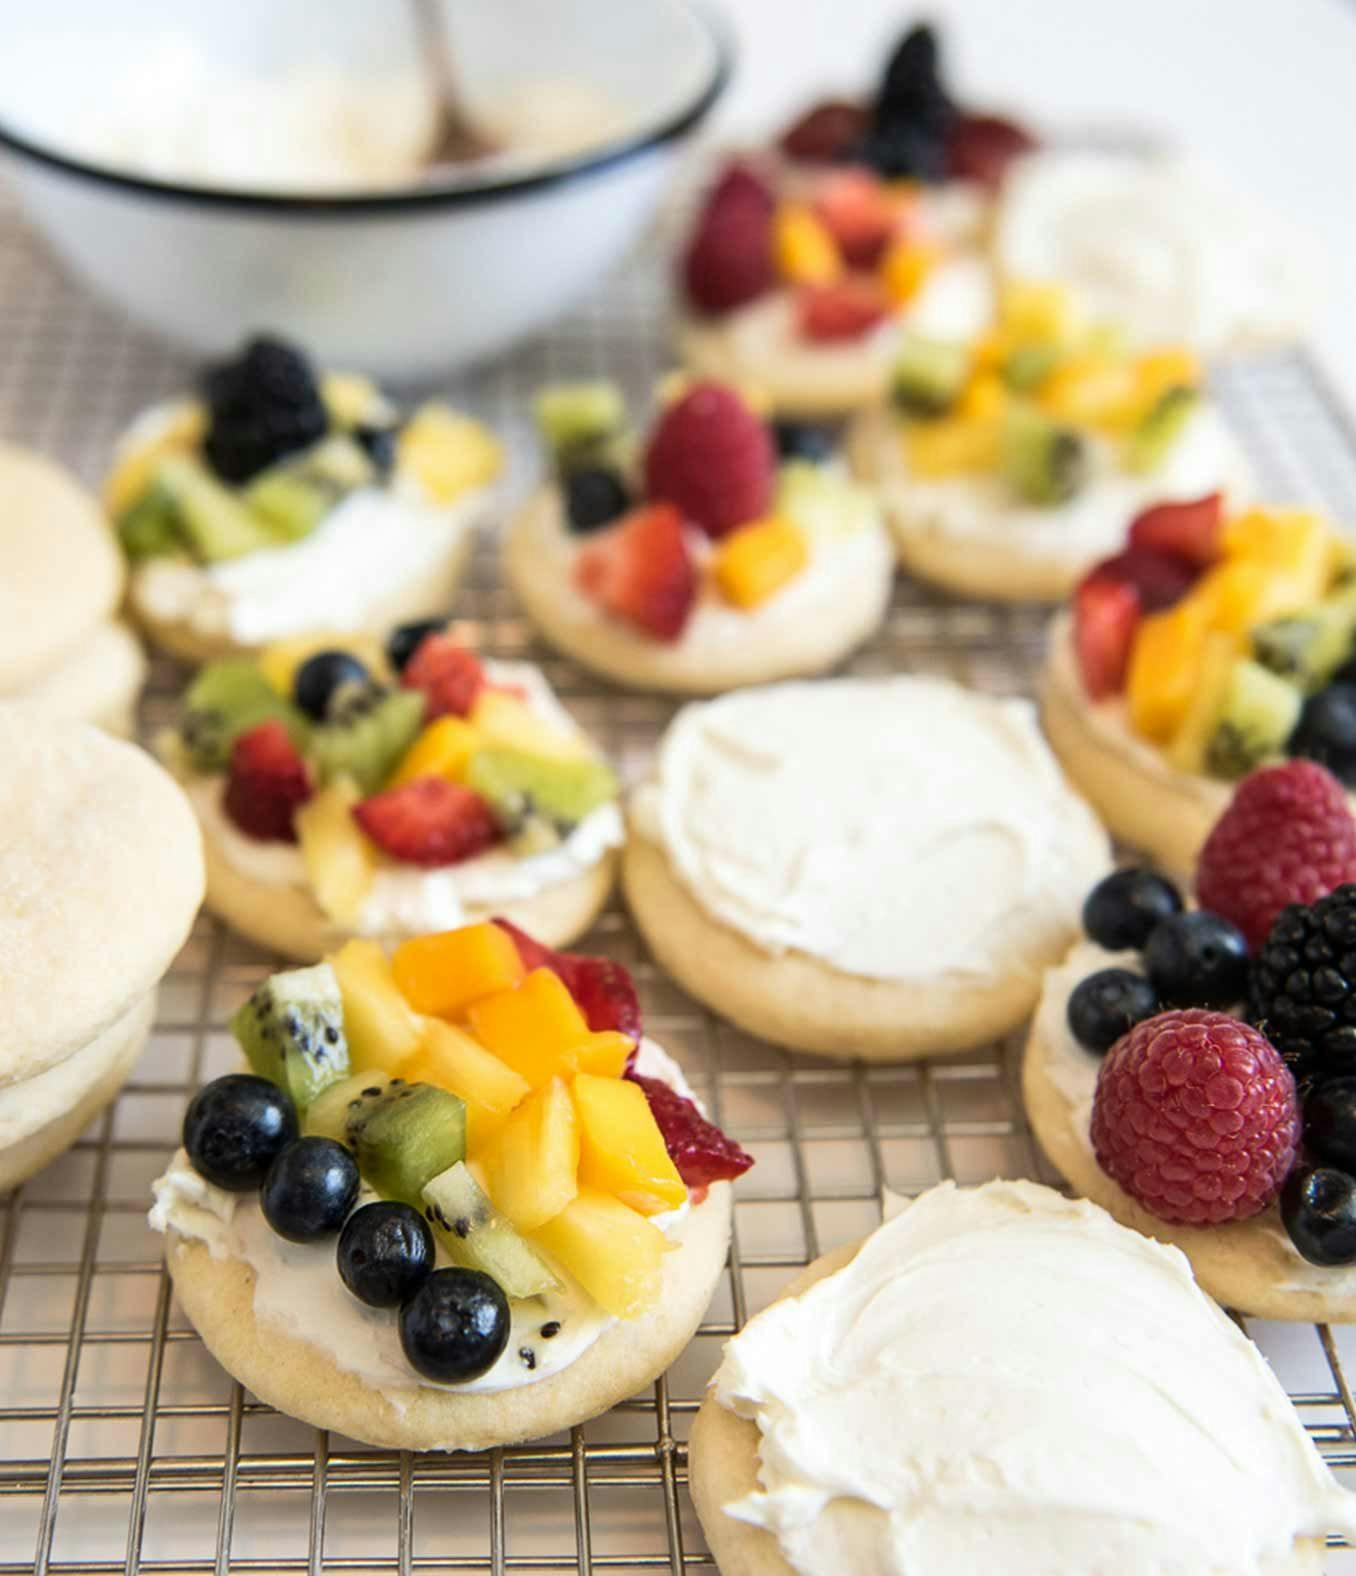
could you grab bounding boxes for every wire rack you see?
[5,180,1356,1576]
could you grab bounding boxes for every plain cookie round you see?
[687,1239,1325,1575]
[166,1180,731,1451]
[4,620,147,736]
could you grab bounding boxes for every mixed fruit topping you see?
[178,922,752,1384]
[1062,760,1356,1265]
[535,378,879,641]
[106,335,502,566]
[173,623,618,920]
[1072,494,1356,784]
[887,282,1203,498]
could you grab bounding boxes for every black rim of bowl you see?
[0,3,732,217]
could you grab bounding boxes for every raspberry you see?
[681,164,776,316]
[1090,1009,1299,1226]
[400,633,487,720]
[223,719,312,843]
[643,384,775,538]
[1196,762,1356,952]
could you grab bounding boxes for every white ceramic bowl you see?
[0,0,728,377]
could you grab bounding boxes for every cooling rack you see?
[4,180,1356,1575]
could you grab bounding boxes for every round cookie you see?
[5,621,147,738]
[166,1180,731,1452]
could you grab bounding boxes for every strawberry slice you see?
[812,169,898,268]
[353,779,500,867]
[1128,493,1224,569]
[223,719,312,843]
[575,503,697,641]
[944,113,1038,190]
[779,99,870,163]
[626,1073,754,1187]
[1090,546,1199,612]
[796,277,891,342]
[682,163,777,316]
[1074,574,1141,701]
[401,633,487,720]
[492,919,642,1044]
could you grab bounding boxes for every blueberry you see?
[1280,1165,1356,1266]
[183,1074,298,1192]
[772,421,836,464]
[1066,968,1159,1054]
[1082,868,1183,951]
[1304,1077,1356,1172]
[354,423,398,476]
[386,617,448,673]
[293,650,371,722]
[564,467,630,533]
[260,1137,360,1244]
[1290,684,1356,785]
[338,1201,435,1308]
[1143,911,1250,1008]
[399,1267,510,1383]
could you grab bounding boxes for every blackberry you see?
[1251,884,1356,1080]
[858,23,956,180]
[203,335,328,484]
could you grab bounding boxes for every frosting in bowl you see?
[711,1177,1356,1574]
[631,676,1106,983]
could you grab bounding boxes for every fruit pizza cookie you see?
[164,622,622,960]
[1026,761,1356,1320]
[0,707,202,1191]
[689,1179,1356,1575]
[847,284,1251,600]
[151,920,750,1451]
[504,379,893,694]
[622,674,1109,1059]
[106,335,501,662]
[0,442,146,733]
[676,25,1034,419]
[1045,493,1356,874]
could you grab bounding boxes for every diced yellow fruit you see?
[258,631,387,695]
[401,1018,531,1149]
[574,1031,633,1079]
[1166,631,1242,773]
[468,690,589,762]
[481,1078,579,1231]
[320,371,385,429]
[389,717,482,788]
[902,418,999,478]
[467,969,589,1088]
[956,373,1007,425]
[330,939,427,1074]
[295,779,374,927]
[1221,509,1336,596]
[711,517,810,610]
[773,202,842,285]
[879,239,938,306]
[531,1187,666,1319]
[971,327,1012,372]
[999,281,1078,344]
[103,400,207,518]
[391,922,526,1017]
[1039,356,1139,431]
[572,1074,686,1215]
[1126,598,1210,742]
[398,404,504,504]
[1132,348,1201,407]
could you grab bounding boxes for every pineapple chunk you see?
[1127,598,1210,742]
[468,690,590,762]
[402,1019,531,1149]
[531,1187,667,1319]
[574,1031,633,1079]
[1039,356,1139,432]
[481,1078,579,1231]
[389,717,482,788]
[295,779,375,927]
[467,969,590,1087]
[258,631,387,695]
[391,922,526,1018]
[902,417,999,478]
[1197,555,1320,636]
[330,939,426,1074]
[104,400,207,519]
[712,518,810,610]
[999,281,1078,344]
[1221,509,1335,603]
[320,371,386,429]
[398,404,503,504]
[772,202,842,285]
[573,1074,686,1215]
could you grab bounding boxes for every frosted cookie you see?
[504,380,893,695]
[675,25,1036,419]
[0,443,146,733]
[690,1179,1356,1574]
[105,336,501,663]
[0,707,203,1190]
[151,921,751,1451]
[163,623,624,961]
[622,675,1109,1060]
[847,282,1252,600]
[1043,494,1356,876]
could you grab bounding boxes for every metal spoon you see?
[411,0,500,169]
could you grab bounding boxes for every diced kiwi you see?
[1125,386,1199,475]
[244,469,334,542]
[533,381,626,456]
[889,334,970,418]
[346,1082,467,1206]
[304,1072,394,1143]
[311,688,425,793]
[1252,584,1356,693]
[774,461,879,540]
[180,660,310,773]
[1000,342,1062,394]
[1202,658,1304,780]
[116,483,182,561]
[999,405,1088,505]
[231,962,350,1110]
[465,748,618,836]
[292,433,376,491]
[422,1161,558,1299]
[155,452,276,562]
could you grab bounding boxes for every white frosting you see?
[633,676,1105,983]
[150,1040,693,1400]
[712,1178,1356,1575]
[996,150,1323,356]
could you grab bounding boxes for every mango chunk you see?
[392,922,526,1018]
[573,1074,686,1215]
[401,1018,531,1149]
[773,202,842,285]
[1127,598,1210,742]
[467,969,590,1087]
[712,517,810,609]
[389,717,482,788]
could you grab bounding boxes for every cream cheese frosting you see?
[711,1177,1356,1575]
[632,676,1105,984]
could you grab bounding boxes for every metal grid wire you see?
[5,182,1356,1574]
